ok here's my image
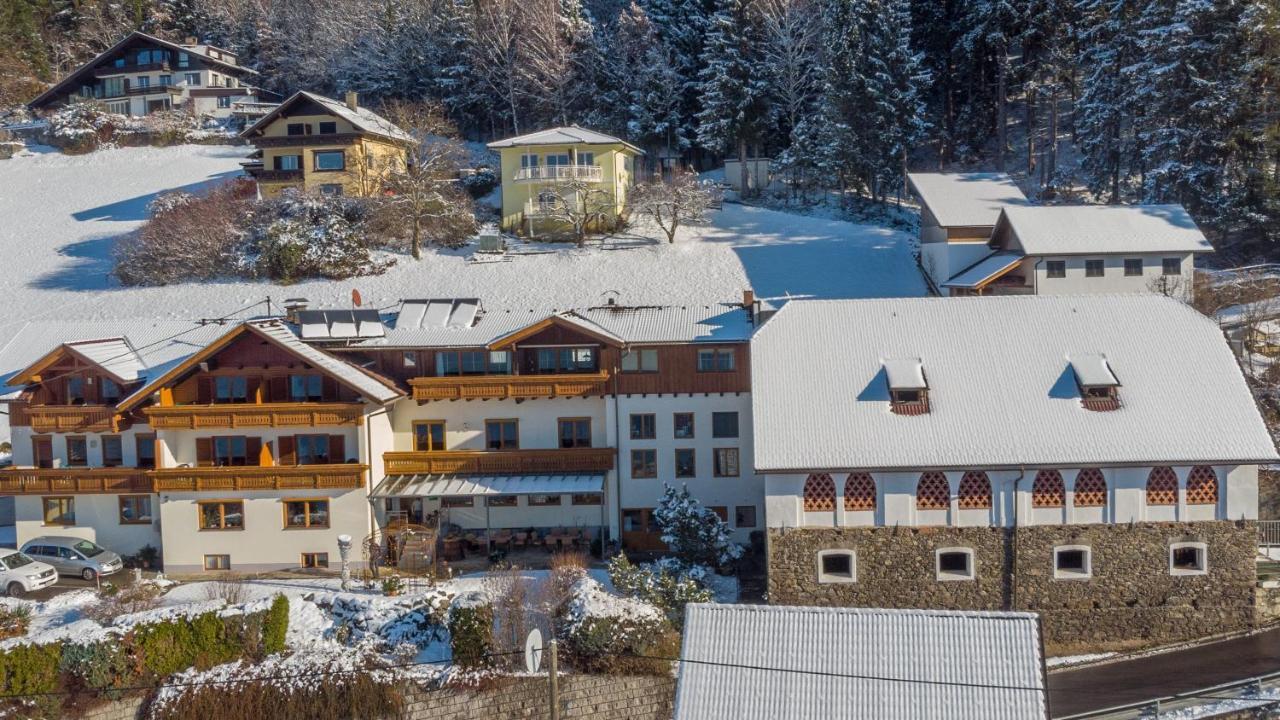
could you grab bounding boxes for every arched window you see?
[803,473,836,512]
[1073,468,1107,507]
[1186,466,1218,505]
[1032,470,1065,508]
[957,471,992,509]
[917,472,950,510]
[844,473,876,511]
[1146,467,1178,506]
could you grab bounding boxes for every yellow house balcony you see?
[150,464,367,492]
[514,165,603,183]
[408,371,610,402]
[383,448,615,475]
[11,405,127,433]
[143,402,365,429]
[0,467,151,495]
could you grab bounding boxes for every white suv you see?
[0,549,57,597]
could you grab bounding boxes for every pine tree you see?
[695,0,770,192]
[1075,0,1144,202]
[955,0,1019,166]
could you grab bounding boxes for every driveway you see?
[18,571,138,602]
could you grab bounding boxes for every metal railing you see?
[1056,668,1280,719]
[1260,520,1280,547]
[513,165,602,182]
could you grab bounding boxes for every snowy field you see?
[0,144,926,333]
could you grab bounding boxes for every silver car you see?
[21,537,123,581]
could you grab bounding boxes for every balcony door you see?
[32,436,53,469]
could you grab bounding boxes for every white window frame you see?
[935,547,975,582]
[1169,542,1208,576]
[816,549,856,584]
[1053,545,1092,580]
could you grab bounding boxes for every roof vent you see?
[1069,353,1121,412]
[883,358,929,415]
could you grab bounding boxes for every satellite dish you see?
[524,628,544,673]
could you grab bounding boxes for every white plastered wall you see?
[14,494,160,556]
[1031,253,1194,298]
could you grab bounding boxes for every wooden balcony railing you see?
[248,168,304,182]
[9,404,126,433]
[254,133,362,148]
[150,464,367,492]
[409,371,610,402]
[383,448,615,475]
[0,467,151,495]
[94,62,170,77]
[143,402,365,429]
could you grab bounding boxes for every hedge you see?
[448,604,494,670]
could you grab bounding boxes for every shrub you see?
[652,483,743,569]
[262,595,289,656]
[149,666,404,720]
[59,640,132,697]
[114,180,252,286]
[0,605,31,640]
[201,578,250,605]
[133,610,245,679]
[244,194,391,282]
[448,598,494,670]
[557,577,674,675]
[462,168,499,198]
[84,583,162,623]
[0,641,63,696]
[607,555,713,630]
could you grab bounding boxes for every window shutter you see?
[322,376,339,401]
[329,435,345,464]
[269,376,288,402]
[245,437,262,466]
[196,378,212,404]
[195,437,213,466]
[278,436,296,466]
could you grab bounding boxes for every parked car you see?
[21,537,123,581]
[0,549,56,597]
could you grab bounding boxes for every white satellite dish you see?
[525,628,544,673]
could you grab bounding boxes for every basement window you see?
[1053,546,1092,580]
[936,548,975,582]
[1169,542,1208,576]
[816,549,856,584]
[883,358,929,415]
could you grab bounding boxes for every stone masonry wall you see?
[767,521,1258,653]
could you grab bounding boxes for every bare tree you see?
[536,179,617,246]
[629,171,715,244]
[755,0,821,137]
[470,0,527,134]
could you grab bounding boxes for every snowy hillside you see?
[0,144,926,334]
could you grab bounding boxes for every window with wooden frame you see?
[301,552,329,569]
[528,494,562,507]
[673,412,695,439]
[436,350,503,376]
[118,495,152,525]
[674,448,696,478]
[485,420,519,450]
[66,376,86,405]
[100,377,121,404]
[101,435,124,467]
[1073,468,1107,507]
[284,499,330,528]
[621,348,659,373]
[135,434,156,469]
[213,376,250,403]
[442,496,473,508]
[558,418,592,448]
[712,412,739,438]
[402,351,418,371]
[957,471,992,509]
[572,494,602,506]
[1146,467,1178,505]
[289,374,324,402]
[630,449,657,478]
[204,554,231,571]
[487,495,517,507]
[318,121,337,134]
[1031,470,1065,508]
[1186,466,1218,505]
[803,473,836,512]
[199,500,245,530]
[314,150,345,171]
[294,434,332,465]
[916,472,950,510]
[629,413,656,440]
[413,421,446,452]
[844,473,876,511]
[64,436,88,467]
[42,497,75,526]
[32,436,53,469]
[198,436,259,467]
[533,347,598,374]
[735,505,757,527]
[696,348,736,372]
[713,448,739,477]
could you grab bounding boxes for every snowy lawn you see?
[0,144,925,329]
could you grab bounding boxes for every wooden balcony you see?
[254,133,362,148]
[248,168,303,182]
[143,402,364,429]
[9,404,127,433]
[150,464,367,492]
[94,62,170,77]
[383,448,615,475]
[409,371,610,402]
[0,468,151,495]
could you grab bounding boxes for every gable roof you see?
[116,319,403,411]
[907,173,1029,228]
[995,204,1214,256]
[674,604,1047,720]
[751,295,1277,472]
[487,125,643,154]
[239,91,416,143]
[29,31,256,109]
[8,338,144,387]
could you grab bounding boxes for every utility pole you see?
[548,639,560,720]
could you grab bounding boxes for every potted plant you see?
[381,575,404,597]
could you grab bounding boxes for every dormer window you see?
[1069,353,1120,411]
[884,358,928,415]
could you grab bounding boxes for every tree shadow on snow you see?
[27,234,120,291]
[70,169,241,222]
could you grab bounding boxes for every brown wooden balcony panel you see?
[251,169,304,182]
[382,448,615,476]
[0,468,151,495]
[409,371,610,402]
[94,62,170,77]
[254,133,362,148]
[150,464,367,492]
[11,405,125,433]
[143,403,364,429]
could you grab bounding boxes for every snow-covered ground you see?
[0,144,925,329]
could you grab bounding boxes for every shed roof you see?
[751,295,1278,471]
[487,125,643,154]
[996,204,1213,256]
[674,604,1047,720]
[943,251,1025,289]
[907,173,1029,228]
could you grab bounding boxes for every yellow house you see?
[487,126,643,236]
[240,90,414,198]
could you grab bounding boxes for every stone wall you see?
[1260,469,1280,520]
[767,521,1258,653]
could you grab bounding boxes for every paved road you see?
[1048,627,1280,717]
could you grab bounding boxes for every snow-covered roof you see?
[63,339,145,383]
[907,173,1029,228]
[674,604,1047,720]
[1069,353,1118,387]
[882,358,926,390]
[371,473,605,498]
[996,204,1214,256]
[487,125,643,154]
[943,251,1024,289]
[751,295,1278,472]
[240,91,416,144]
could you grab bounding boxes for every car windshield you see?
[1,553,35,570]
[72,540,105,557]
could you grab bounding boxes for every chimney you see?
[742,289,755,308]
[185,36,197,46]
[345,91,358,112]
[283,297,310,323]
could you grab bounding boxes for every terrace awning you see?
[943,251,1024,290]
[371,473,605,499]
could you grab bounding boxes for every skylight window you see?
[883,358,928,415]
[1069,353,1120,411]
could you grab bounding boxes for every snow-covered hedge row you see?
[557,576,677,675]
[45,102,234,154]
